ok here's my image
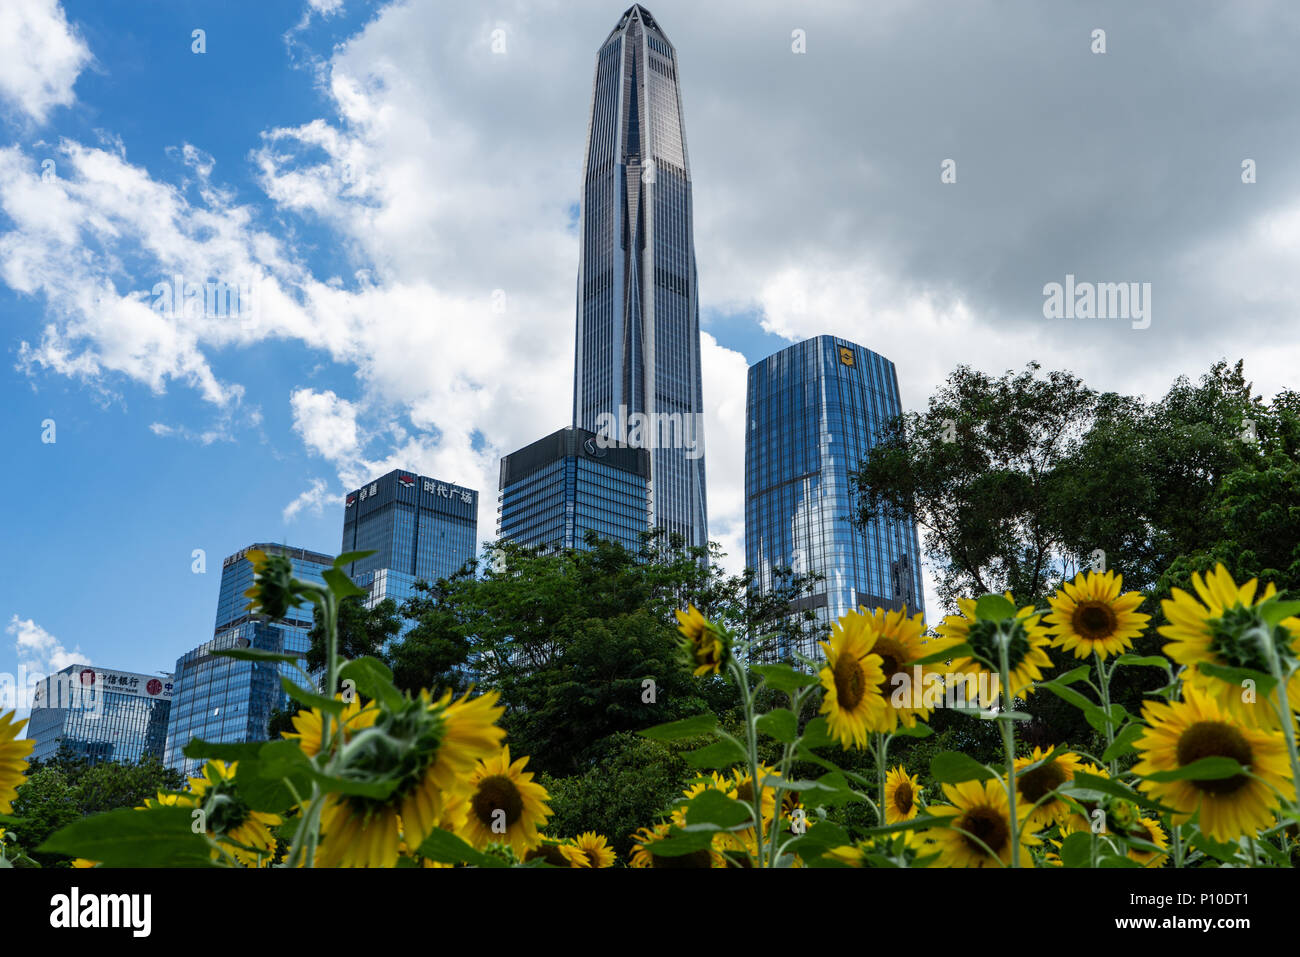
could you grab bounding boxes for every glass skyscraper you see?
[164,542,332,773]
[572,4,708,550]
[28,664,173,765]
[339,470,478,613]
[745,336,925,660]
[498,426,650,552]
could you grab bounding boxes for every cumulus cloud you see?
[283,477,333,522]
[6,615,88,712]
[0,0,91,124]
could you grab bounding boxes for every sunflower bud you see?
[243,549,301,619]
[674,605,730,677]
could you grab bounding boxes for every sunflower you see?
[628,822,724,868]
[1159,564,1300,728]
[459,745,552,857]
[283,695,379,757]
[924,779,1037,868]
[675,605,730,676]
[1132,684,1294,843]
[1124,816,1168,867]
[187,760,282,865]
[1045,570,1150,660]
[936,593,1054,705]
[316,688,505,868]
[560,832,617,868]
[1060,761,1110,835]
[818,608,889,749]
[242,548,302,618]
[884,765,921,824]
[0,711,34,815]
[1013,746,1083,830]
[857,606,946,732]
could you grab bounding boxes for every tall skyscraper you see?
[28,664,173,765]
[498,426,650,552]
[339,469,478,612]
[165,543,332,772]
[573,4,708,549]
[745,336,925,661]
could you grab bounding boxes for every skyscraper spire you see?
[573,5,709,549]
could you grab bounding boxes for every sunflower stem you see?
[1254,624,1300,803]
[729,655,767,868]
[875,733,889,827]
[997,629,1020,868]
[1095,651,1118,776]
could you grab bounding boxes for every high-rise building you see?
[745,336,925,660]
[339,470,478,612]
[164,543,332,773]
[498,426,650,552]
[572,4,708,550]
[28,664,174,765]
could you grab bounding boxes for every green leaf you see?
[1195,661,1277,696]
[333,550,376,568]
[210,648,302,665]
[1063,772,1177,815]
[235,740,314,813]
[1114,654,1173,674]
[1101,721,1148,762]
[182,739,266,763]
[892,722,933,738]
[1040,678,1113,730]
[641,828,716,857]
[782,821,852,857]
[756,708,798,743]
[1139,757,1247,783]
[856,814,947,837]
[322,567,368,600]
[913,642,970,666]
[416,828,507,867]
[1059,831,1094,868]
[338,656,402,709]
[1056,665,1093,685]
[974,593,1016,621]
[681,789,754,831]
[682,739,746,769]
[930,751,994,784]
[281,676,344,715]
[308,768,401,800]
[38,806,215,867]
[797,716,836,750]
[750,663,817,693]
[640,712,717,741]
[1258,599,1300,628]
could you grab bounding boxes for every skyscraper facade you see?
[745,336,925,660]
[339,470,478,612]
[498,426,650,552]
[164,543,332,773]
[28,664,173,765]
[572,4,708,549]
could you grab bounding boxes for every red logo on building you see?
[398,475,416,488]
[147,678,163,696]
[79,668,96,686]
[345,495,356,508]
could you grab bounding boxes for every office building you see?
[745,336,925,660]
[498,426,650,552]
[572,4,708,549]
[28,664,173,765]
[164,543,332,773]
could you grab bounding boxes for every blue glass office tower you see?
[340,470,478,612]
[498,426,650,552]
[164,543,332,773]
[28,664,173,764]
[745,336,925,660]
[573,5,708,550]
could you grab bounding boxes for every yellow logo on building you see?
[839,346,855,366]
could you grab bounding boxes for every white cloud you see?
[0,0,91,124]
[290,388,360,462]
[283,477,331,521]
[6,615,88,711]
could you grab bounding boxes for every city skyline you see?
[4,1,1299,699]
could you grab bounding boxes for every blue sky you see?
[3,0,1299,714]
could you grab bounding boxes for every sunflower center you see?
[1072,601,1118,640]
[1175,721,1252,795]
[734,780,754,804]
[893,782,914,814]
[958,805,1009,856]
[1017,761,1067,804]
[874,639,907,691]
[525,843,570,867]
[833,655,867,710]
[472,774,525,827]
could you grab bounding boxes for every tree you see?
[306,595,401,673]
[389,577,476,696]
